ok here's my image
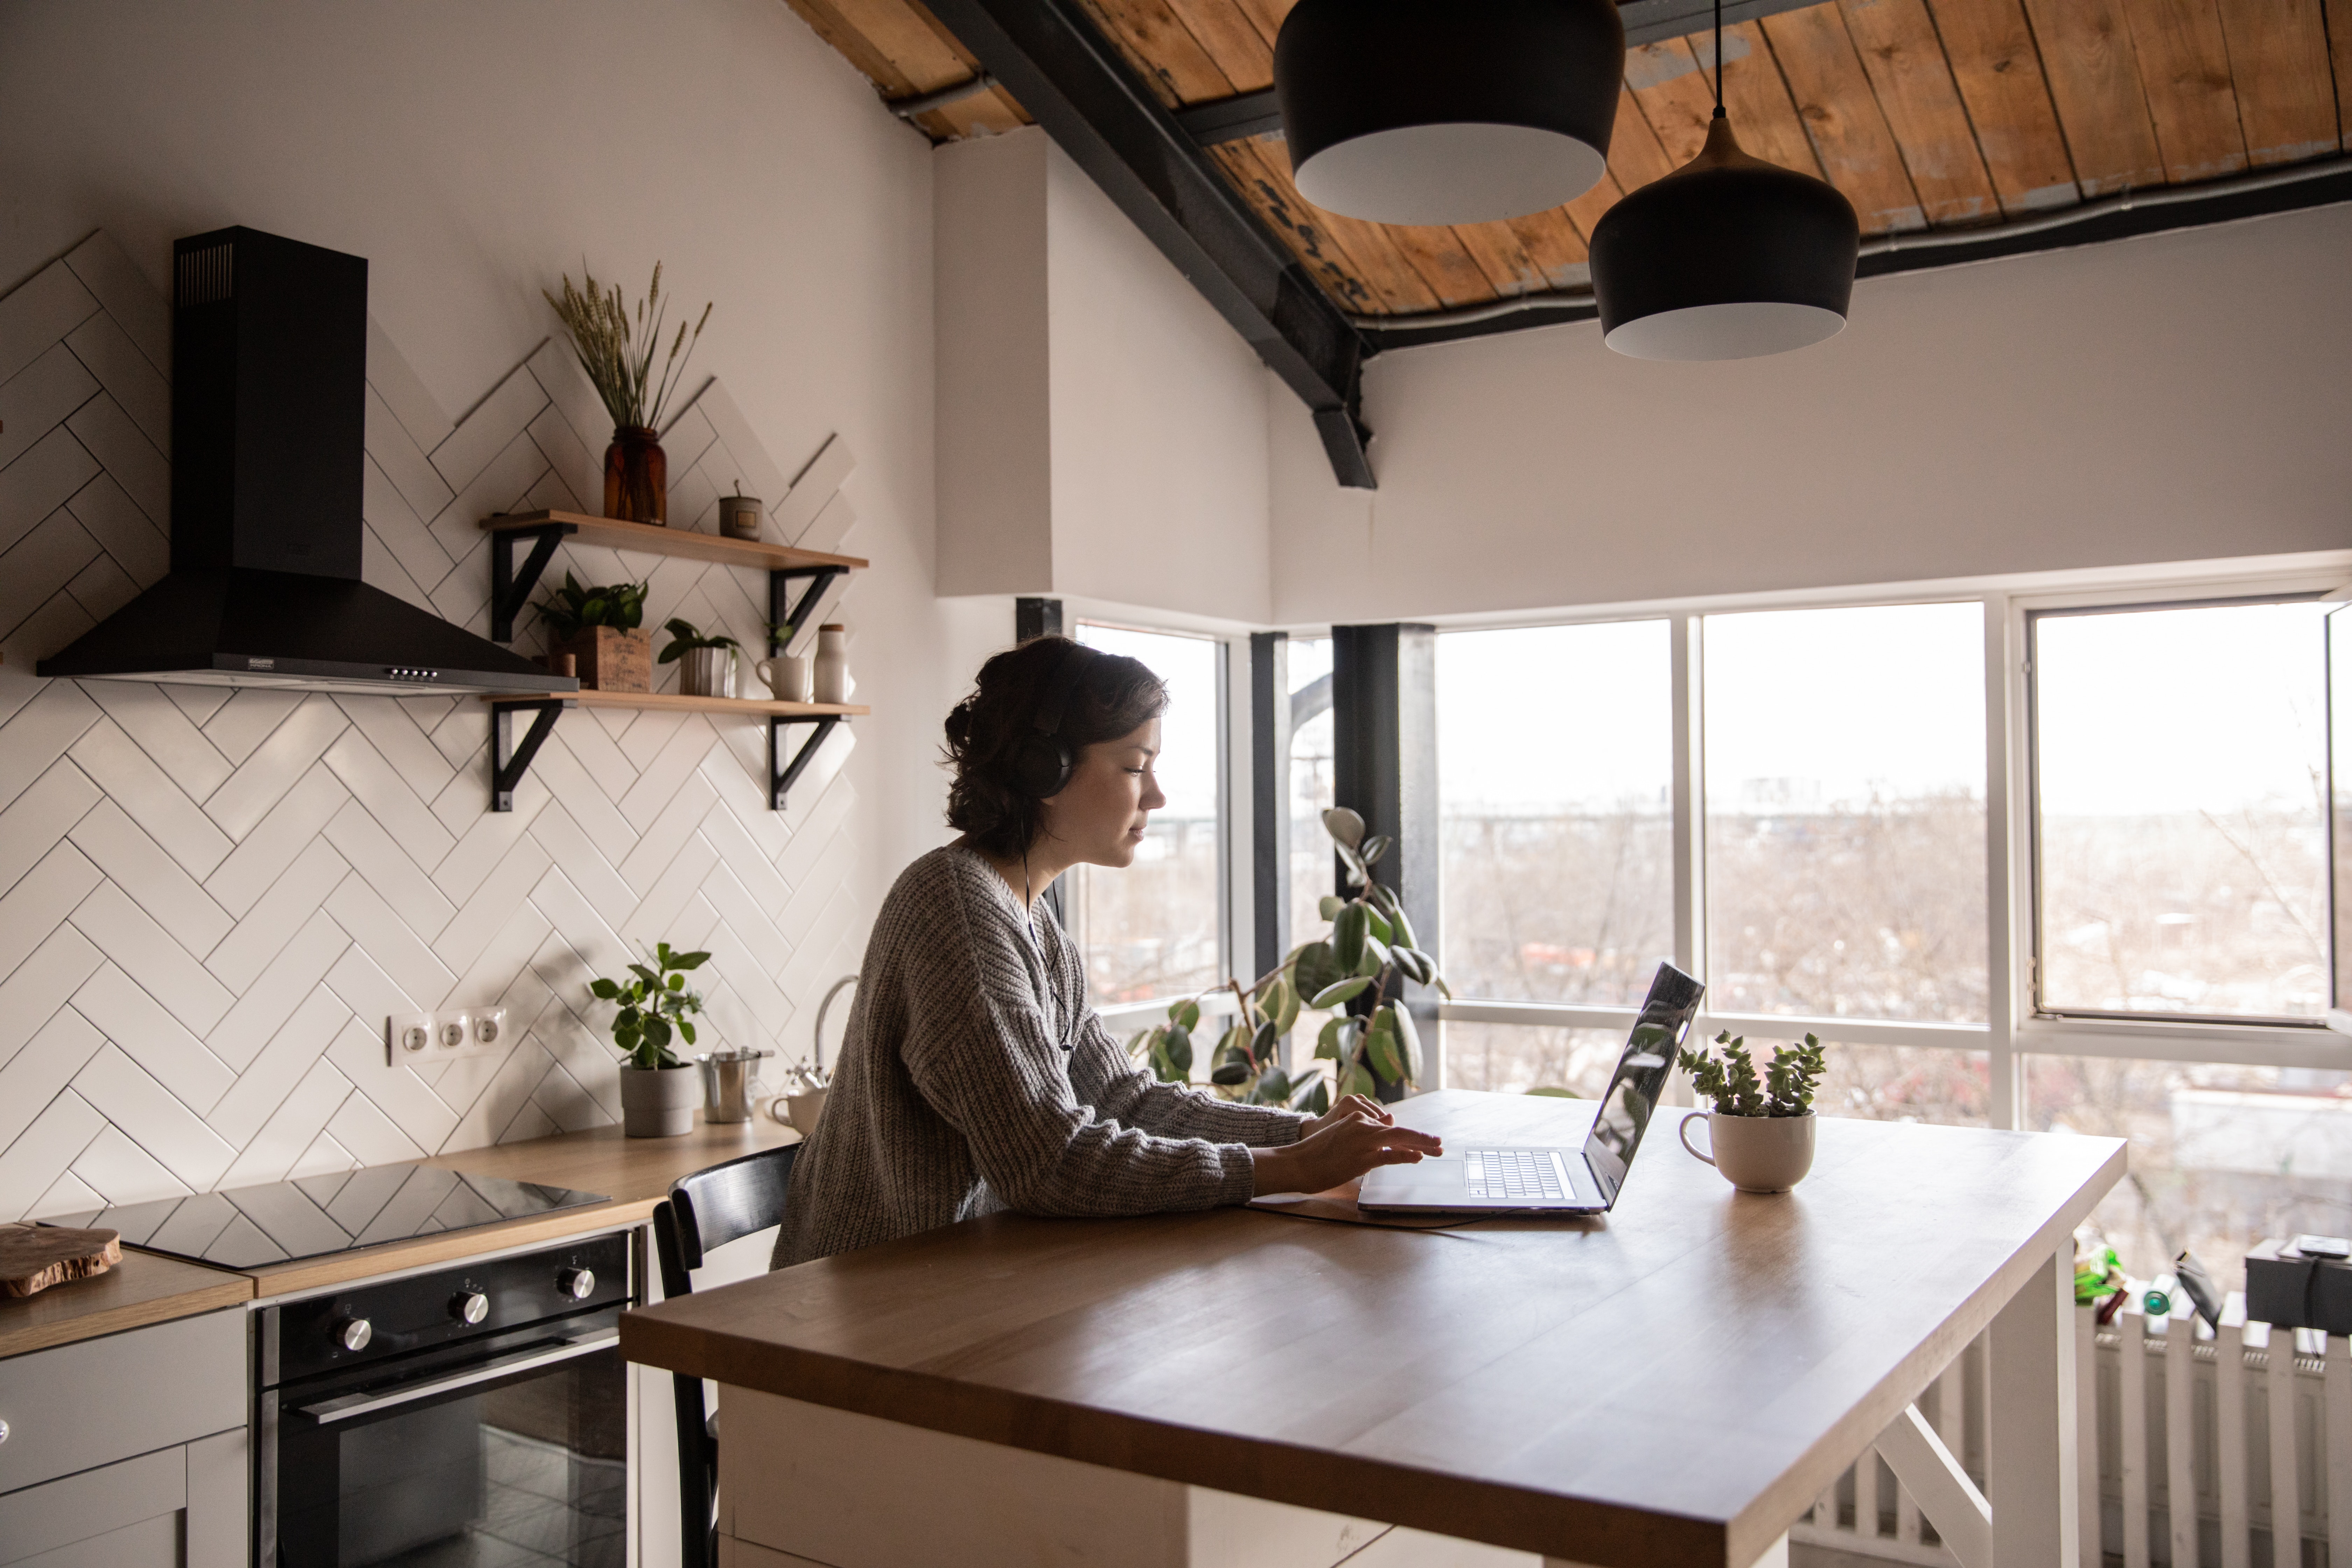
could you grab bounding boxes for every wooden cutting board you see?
[0,1225,123,1297]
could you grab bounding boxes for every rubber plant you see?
[1127,806,1451,1112]
[590,941,710,1070]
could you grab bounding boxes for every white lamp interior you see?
[1292,123,1607,227]
[1603,300,1846,361]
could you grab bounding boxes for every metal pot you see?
[696,1048,774,1124]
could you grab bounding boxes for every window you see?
[1065,624,1224,1004]
[2030,599,2329,1023]
[1702,603,1988,1024]
[1287,636,1335,951]
[1436,621,1675,1017]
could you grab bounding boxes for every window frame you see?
[1063,612,1244,1034]
[1414,551,2352,1124]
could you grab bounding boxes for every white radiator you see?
[1790,1296,2352,1568]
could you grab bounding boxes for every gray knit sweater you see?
[771,845,1308,1268]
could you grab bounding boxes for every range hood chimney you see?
[38,227,573,696]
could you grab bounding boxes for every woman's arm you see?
[1073,1010,1309,1148]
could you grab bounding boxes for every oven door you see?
[261,1309,626,1568]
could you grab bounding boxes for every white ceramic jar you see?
[813,623,854,704]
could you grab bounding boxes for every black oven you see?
[257,1232,632,1568]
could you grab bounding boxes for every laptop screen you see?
[1583,962,1707,1205]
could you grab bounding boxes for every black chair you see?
[651,1143,799,1568]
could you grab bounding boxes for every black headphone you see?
[1008,642,1090,799]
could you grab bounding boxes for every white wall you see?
[0,0,954,1217]
[1269,202,2352,625]
[936,127,1271,623]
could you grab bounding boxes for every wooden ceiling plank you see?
[1225,137,1444,316]
[1761,4,1930,233]
[836,0,984,89]
[2015,0,2167,194]
[1606,87,1685,194]
[2119,0,2247,182]
[1206,139,1385,315]
[2334,0,2352,145]
[1719,19,1835,178]
[1563,168,1630,244]
[1229,0,1295,51]
[1447,220,1553,298]
[1925,0,2080,210]
[1630,40,1719,164]
[1502,209,1595,290]
[1836,0,2000,225]
[779,0,925,96]
[2214,0,2341,166]
[931,83,1035,136]
[1161,0,1276,93]
[1386,223,1516,309]
[1074,0,1236,107]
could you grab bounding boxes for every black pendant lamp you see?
[1589,1,1860,360]
[1274,0,1626,227]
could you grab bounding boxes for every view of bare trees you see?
[1070,817,1222,1005]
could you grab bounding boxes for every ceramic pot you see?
[1679,1110,1815,1193]
[813,624,853,704]
[755,652,813,702]
[679,645,736,699]
[618,1063,700,1137]
[604,426,667,525]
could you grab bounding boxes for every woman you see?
[773,635,1441,1268]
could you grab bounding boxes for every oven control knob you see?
[336,1317,373,1352]
[557,1267,595,1300]
[452,1291,490,1325]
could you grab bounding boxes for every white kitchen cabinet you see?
[0,1308,247,1568]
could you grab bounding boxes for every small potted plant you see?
[1129,806,1452,1110]
[544,264,710,526]
[660,617,741,699]
[592,942,710,1136]
[535,572,652,692]
[1674,1030,1828,1193]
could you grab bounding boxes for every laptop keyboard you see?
[1464,1148,1565,1201]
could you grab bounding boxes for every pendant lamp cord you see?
[1712,0,1725,118]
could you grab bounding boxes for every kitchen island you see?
[623,1090,2124,1568]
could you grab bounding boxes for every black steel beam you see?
[1016,596,1064,643]
[919,0,1375,489]
[1250,632,1289,983]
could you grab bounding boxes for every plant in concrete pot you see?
[659,617,741,699]
[592,942,710,1137]
[1127,806,1452,1111]
[1675,1031,1828,1193]
[544,263,710,526]
[536,572,652,693]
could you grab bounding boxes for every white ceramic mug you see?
[1679,1110,1816,1193]
[755,652,813,702]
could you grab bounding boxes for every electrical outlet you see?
[388,1012,434,1064]
[472,1007,507,1049]
[439,1014,471,1051]
[386,1008,507,1065]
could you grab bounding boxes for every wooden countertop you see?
[623,1091,2124,1568]
[0,1227,251,1359]
[234,1113,798,1298]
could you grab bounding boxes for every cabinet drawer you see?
[0,1308,245,1494]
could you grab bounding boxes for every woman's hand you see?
[1298,1093,1393,1141]
[1250,1100,1443,1197]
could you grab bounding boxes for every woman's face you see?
[1040,718,1166,869]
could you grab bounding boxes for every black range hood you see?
[38,227,573,697]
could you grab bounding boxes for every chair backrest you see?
[659,1143,798,1286]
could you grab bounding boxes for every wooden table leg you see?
[1988,1241,2080,1568]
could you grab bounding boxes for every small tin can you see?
[718,484,763,541]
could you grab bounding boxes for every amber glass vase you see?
[603,426,667,525]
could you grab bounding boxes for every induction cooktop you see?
[42,1164,610,1270]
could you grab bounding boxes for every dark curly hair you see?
[944,636,1168,858]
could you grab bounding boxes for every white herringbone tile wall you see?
[0,231,868,1220]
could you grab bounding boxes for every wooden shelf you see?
[479,690,869,719]
[483,510,867,572]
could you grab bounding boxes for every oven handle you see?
[296,1327,620,1425]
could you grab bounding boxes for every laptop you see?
[1357,962,1706,1215]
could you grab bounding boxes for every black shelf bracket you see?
[768,565,847,654]
[490,698,576,812]
[769,715,845,812]
[490,521,580,642]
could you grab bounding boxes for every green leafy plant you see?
[1127,806,1452,1112]
[589,941,710,1070]
[1676,1030,1827,1118]
[536,573,649,639]
[544,263,712,432]
[658,617,741,664]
